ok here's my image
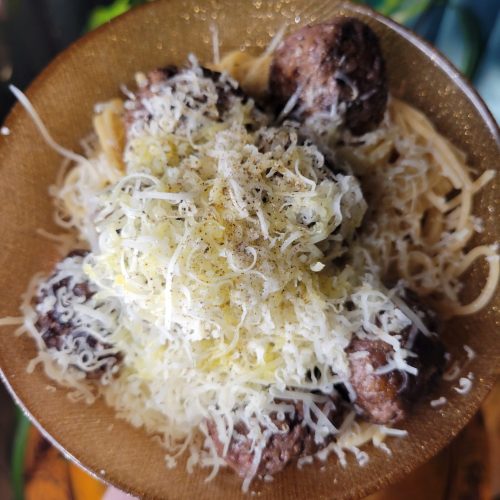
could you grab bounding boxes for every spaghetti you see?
[4,28,498,492]
[216,51,498,318]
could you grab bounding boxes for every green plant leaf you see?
[456,6,482,79]
[87,0,131,31]
[377,0,405,16]
[392,0,433,24]
[11,408,30,500]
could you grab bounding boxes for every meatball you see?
[269,17,387,135]
[125,65,248,129]
[207,397,343,477]
[347,304,445,424]
[35,251,120,378]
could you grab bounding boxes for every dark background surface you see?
[0,0,104,119]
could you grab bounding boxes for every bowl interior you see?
[0,1,498,499]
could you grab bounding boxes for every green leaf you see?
[11,408,30,500]
[392,0,433,24]
[87,0,132,31]
[377,0,405,16]
[456,6,482,79]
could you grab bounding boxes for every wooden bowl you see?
[0,1,498,498]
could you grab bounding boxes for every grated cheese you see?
[463,344,476,361]
[11,60,434,489]
[454,376,473,395]
[430,397,447,408]
[31,253,122,381]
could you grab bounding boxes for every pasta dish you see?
[3,17,498,491]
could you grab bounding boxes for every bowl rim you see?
[343,2,499,141]
[0,1,498,498]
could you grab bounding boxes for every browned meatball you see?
[207,398,343,477]
[125,65,248,129]
[35,251,120,378]
[347,306,445,424]
[269,18,387,135]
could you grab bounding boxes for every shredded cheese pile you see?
[217,48,498,319]
[31,62,419,484]
[333,99,498,317]
[21,254,122,404]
